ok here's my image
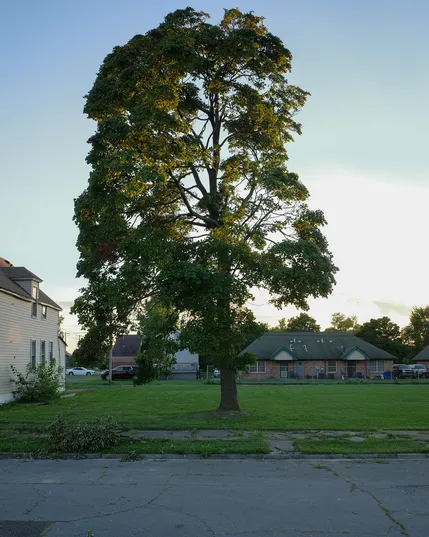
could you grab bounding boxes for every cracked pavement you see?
[1,458,428,536]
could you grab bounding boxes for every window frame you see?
[248,361,266,374]
[327,360,337,373]
[31,286,38,317]
[41,305,47,319]
[370,360,385,373]
[49,341,54,361]
[40,341,46,364]
[30,340,36,368]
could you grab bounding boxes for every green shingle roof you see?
[412,346,429,362]
[241,332,396,361]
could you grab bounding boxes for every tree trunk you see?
[219,370,240,411]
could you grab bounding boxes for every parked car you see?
[101,365,138,380]
[213,369,221,379]
[412,364,429,378]
[392,364,416,379]
[66,367,96,376]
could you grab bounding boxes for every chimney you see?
[0,257,13,267]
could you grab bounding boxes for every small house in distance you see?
[112,333,199,379]
[412,346,429,369]
[240,331,395,380]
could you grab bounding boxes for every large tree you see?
[355,316,411,361]
[326,312,360,334]
[73,8,337,410]
[272,312,320,332]
[402,306,429,354]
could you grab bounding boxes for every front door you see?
[347,363,356,378]
[296,362,305,379]
[280,363,288,378]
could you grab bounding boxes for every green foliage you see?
[326,312,360,334]
[402,306,429,354]
[10,360,63,403]
[72,326,111,369]
[134,303,179,384]
[272,312,320,332]
[356,317,411,361]
[73,7,337,410]
[48,414,119,452]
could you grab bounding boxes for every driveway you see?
[1,458,428,536]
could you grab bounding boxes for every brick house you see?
[412,346,429,368]
[240,331,395,380]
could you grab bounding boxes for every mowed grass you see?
[1,382,429,434]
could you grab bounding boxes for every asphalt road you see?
[1,457,428,537]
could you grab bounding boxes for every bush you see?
[10,359,63,403]
[48,414,119,452]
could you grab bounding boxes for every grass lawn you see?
[2,381,429,434]
[0,434,269,457]
[296,437,429,454]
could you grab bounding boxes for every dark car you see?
[392,364,416,379]
[412,364,429,378]
[101,365,138,380]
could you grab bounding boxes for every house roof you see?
[0,266,61,310]
[1,266,42,282]
[113,335,141,356]
[412,346,429,362]
[241,331,396,361]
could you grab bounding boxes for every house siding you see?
[0,290,64,403]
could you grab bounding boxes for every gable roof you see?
[1,266,42,282]
[113,335,141,356]
[412,346,429,362]
[241,331,396,361]
[0,266,61,310]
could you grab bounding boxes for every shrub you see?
[10,360,63,403]
[48,414,119,452]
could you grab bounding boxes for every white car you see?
[66,367,96,376]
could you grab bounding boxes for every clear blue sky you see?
[1,1,428,345]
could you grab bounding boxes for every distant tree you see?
[72,327,111,369]
[326,312,360,334]
[355,316,411,361]
[272,318,288,331]
[58,315,65,339]
[72,8,337,411]
[402,306,429,354]
[273,312,320,332]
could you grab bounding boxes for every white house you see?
[0,257,66,403]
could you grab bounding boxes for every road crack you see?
[314,465,409,537]
[24,484,50,515]
[152,502,216,536]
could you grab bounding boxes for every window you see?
[370,360,385,373]
[31,286,38,317]
[30,340,36,368]
[49,341,53,361]
[41,305,47,319]
[249,361,266,373]
[327,360,337,373]
[40,341,46,364]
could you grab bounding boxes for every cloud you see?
[58,301,74,311]
[373,301,412,317]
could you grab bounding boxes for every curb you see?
[1,452,429,461]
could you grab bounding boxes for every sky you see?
[1,0,428,350]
